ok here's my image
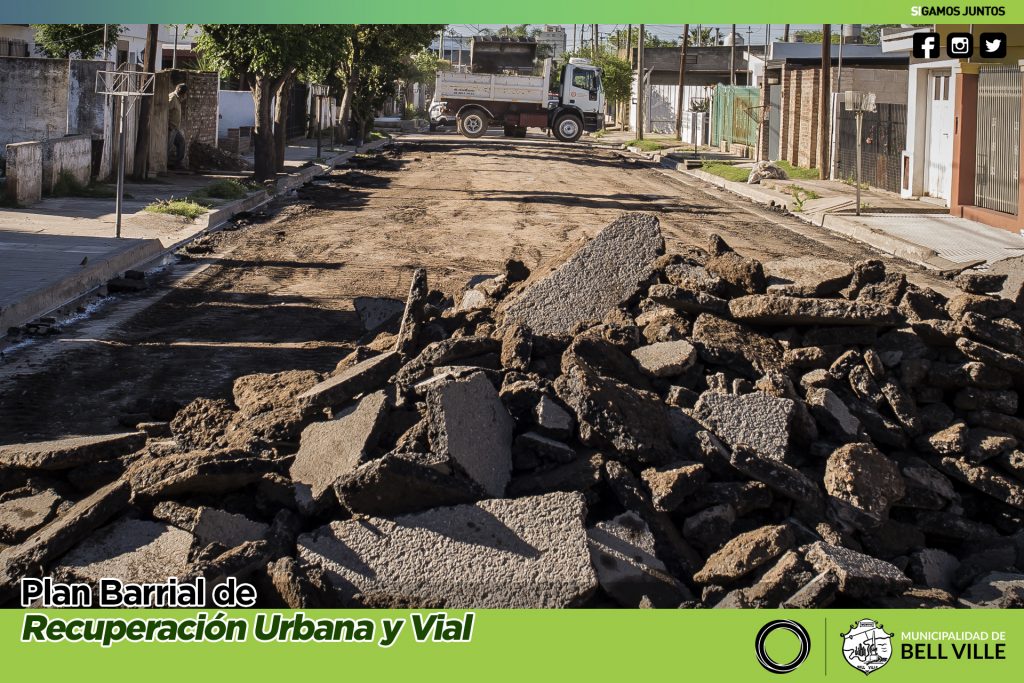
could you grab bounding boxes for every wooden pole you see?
[674,24,689,141]
[730,25,737,86]
[637,24,645,141]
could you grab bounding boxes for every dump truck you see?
[433,58,605,142]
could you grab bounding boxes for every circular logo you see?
[755,620,811,674]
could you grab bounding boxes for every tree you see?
[132,24,159,180]
[33,24,121,59]
[687,27,713,47]
[794,29,841,44]
[860,24,929,45]
[195,25,340,179]
[608,27,676,49]
[558,44,631,128]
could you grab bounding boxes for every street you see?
[0,131,942,443]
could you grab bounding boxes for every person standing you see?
[168,83,189,168]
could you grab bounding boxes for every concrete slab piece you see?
[297,352,400,413]
[298,491,597,608]
[804,541,911,599]
[631,340,697,378]
[0,432,146,470]
[290,390,389,513]
[729,295,901,326]
[693,391,795,462]
[501,213,664,334]
[353,296,404,332]
[55,519,194,585]
[765,257,853,296]
[426,372,514,497]
[0,490,61,544]
[192,508,269,549]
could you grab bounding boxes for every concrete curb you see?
[661,160,975,273]
[5,138,392,332]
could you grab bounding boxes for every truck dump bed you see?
[435,62,550,107]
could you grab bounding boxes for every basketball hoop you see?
[96,66,155,238]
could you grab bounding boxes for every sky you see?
[449,24,831,47]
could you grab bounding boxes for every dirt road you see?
[0,132,940,442]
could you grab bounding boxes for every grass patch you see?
[367,131,387,141]
[51,170,119,199]
[626,139,669,152]
[788,184,822,212]
[189,178,255,203]
[700,160,751,183]
[144,198,209,220]
[591,129,608,139]
[774,160,819,181]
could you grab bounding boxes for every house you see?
[882,25,1024,233]
[629,45,763,142]
[760,41,908,185]
[0,24,199,68]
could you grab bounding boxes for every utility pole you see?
[593,24,599,56]
[729,25,737,86]
[674,24,689,142]
[818,25,832,179]
[438,29,443,59]
[573,25,577,52]
[173,25,179,68]
[783,25,790,42]
[637,24,646,141]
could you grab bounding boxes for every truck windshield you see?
[572,70,597,92]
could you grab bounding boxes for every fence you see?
[835,103,907,193]
[975,65,1021,215]
[710,85,760,148]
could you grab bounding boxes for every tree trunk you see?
[273,72,294,172]
[131,23,159,180]
[252,77,277,181]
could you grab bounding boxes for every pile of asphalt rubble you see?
[3,212,1024,609]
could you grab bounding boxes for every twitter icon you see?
[980,32,1007,58]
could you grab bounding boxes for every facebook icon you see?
[913,32,941,59]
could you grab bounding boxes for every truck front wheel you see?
[553,114,583,142]
[459,109,488,138]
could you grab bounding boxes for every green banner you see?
[1,1,1022,24]
[4,609,1022,682]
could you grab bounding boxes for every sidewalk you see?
[667,160,1024,273]
[0,136,388,334]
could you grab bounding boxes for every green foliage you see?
[559,45,632,107]
[687,27,714,47]
[627,139,668,152]
[49,171,117,198]
[775,160,820,180]
[789,184,822,211]
[144,198,209,219]
[700,160,751,182]
[793,29,842,44]
[607,28,679,49]
[32,24,122,59]
[189,179,255,202]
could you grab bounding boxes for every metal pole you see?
[674,24,689,142]
[115,98,127,238]
[316,95,322,159]
[730,25,736,86]
[855,110,863,216]
[637,25,645,141]
[834,26,845,179]
[173,25,179,69]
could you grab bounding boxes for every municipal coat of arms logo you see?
[841,619,893,675]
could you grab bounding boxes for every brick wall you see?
[164,69,219,167]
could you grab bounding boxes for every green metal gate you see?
[710,85,760,148]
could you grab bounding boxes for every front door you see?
[923,70,953,202]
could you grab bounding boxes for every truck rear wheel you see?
[459,109,488,138]
[553,114,583,142]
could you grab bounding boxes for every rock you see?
[515,431,575,463]
[501,213,664,335]
[743,550,815,607]
[955,388,1018,414]
[128,450,277,500]
[533,395,574,439]
[297,351,401,414]
[0,432,146,470]
[630,340,697,378]
[728,445,823,509]
[334,451,481,516]
[946,292,1013,321]
[298,492,597,608]
[395,268,428,355]
[764,257,853,297]
[508,454,603,498]
[555,362,675,466]
[170,399,234,450]
[938,457,1024,509]
[806,387,862,441]
[290,391,389,514]
[924,422,968,456]
[705,251,767,297]
[641,462,707,512]
[0,490,61,544]
[396,336,500,386]
[691,314,784,378]
[908,548,959,592]
[191,508,268,550]
[729,295,901,326]
[682,504,735,554]
[693,390,796,462]
[693,524,794,584]
[988,255,1024,305]
[0,480,132,597]
[354,296,404,333]
[54,519,193,585]
[232,370,322,416]
[781,571,839,608]
[426,372,514,497]
[646,284,729,315]
[955,271,1007,294]
[824,443,905,530]
[959,571,1024,608]
[588,511,689,607]
[961,312,1024,357]
[804,541,911,598]
[500,324,533,371]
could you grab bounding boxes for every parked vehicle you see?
[428,99,453,130]
[433,58,605,142]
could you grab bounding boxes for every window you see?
[932,74,950,101]
[572,70,595,92]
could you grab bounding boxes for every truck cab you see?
[556,59,605,137]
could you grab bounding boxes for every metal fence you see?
[835,103,907,193]
[975,65,1021,215]
[710,85,760,147]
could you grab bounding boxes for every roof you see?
[635,45,764,73]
